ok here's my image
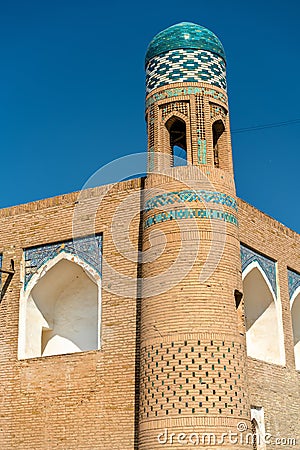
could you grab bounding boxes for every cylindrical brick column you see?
[139,22,251,449]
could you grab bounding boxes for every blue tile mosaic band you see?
[146,86,227,109]
[288,269,300,300]
[24,234,102,290]
[241,245,277,295]
[145,190,237,212]
[146,49,226,94]
[144,208,237,229]
[145,22,226,65]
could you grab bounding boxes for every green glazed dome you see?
[145,22,226,66]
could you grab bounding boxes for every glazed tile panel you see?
[240,245,277,296]
[24,234,102,290]
[288,268,300,300]
[146,86,227,109]
[144,208,238,229]
[146,49,226,94]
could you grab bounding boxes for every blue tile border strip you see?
[146,86,227,109]
[24,234,102,290]
[145,190,237,212]
[144,208,238,229]
[288,268,300,300]
[241,245,277,296]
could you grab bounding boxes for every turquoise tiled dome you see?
[145,22,226,66]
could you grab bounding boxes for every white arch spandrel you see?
[242,261,285,365]
[291,287,300,371]
[18,251,101,360]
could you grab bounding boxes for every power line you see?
[232,118,300,134]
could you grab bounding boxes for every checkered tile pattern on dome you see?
[146,49,226,94]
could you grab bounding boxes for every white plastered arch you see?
[242,261,285,365]
[242,260,277,299]
[290,285,300,308]
[18,251,101,359]
[290,286,300,370]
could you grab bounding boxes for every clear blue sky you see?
[0,0,299,232]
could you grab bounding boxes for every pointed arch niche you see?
[18,238,102,360]
[241,245,285,365]
[164,113,190,167]
[288,269,300,370]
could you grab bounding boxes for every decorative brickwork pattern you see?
[288,268,300,300]
[195,95,206,164]
[210,102,227,119]
[148,106,155,149]
[140,338,247,420]
[161,101,189,119]
[147,104,155,172]
[24,234,102,289]
[241,244,277,295]
[146,49,226,94]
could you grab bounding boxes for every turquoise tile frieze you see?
[145,22,226,65]
[288,268,300,300]
[146,49,226,94]
[24,234,102,290]
[146,86,227,109]
[241,245,277,295]
[144,208,238,229]
[145,190,237,212]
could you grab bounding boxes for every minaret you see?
[139,23,251,448]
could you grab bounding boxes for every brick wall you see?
[0,185,299,449]
[238,198,300,449]
[0,179,142,449]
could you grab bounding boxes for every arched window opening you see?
[243,266,282,364]
[251,407,266,450]
[165,116,187,166]
[212,119,225,168]
[291,292,300,370]
[20,258,99,359]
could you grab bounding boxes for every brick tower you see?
[139,23,251,448]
